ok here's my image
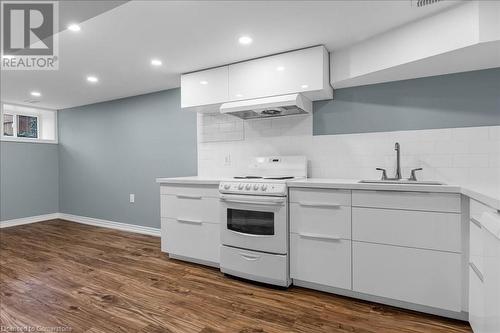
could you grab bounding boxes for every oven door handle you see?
[220,194,285,206]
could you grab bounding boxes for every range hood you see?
[220,94,312,120]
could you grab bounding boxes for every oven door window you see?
[227,209,274,235]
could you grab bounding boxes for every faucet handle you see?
[376,168,388,180]
[409,168,423,181]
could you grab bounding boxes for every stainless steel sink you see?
[359,180,445,185]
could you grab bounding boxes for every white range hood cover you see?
[220,94,312,120]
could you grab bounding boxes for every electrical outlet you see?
[129,194,135,203]
[224,153,231,166]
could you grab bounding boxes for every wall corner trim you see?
[0,213,61,228]
[59,213,161,237]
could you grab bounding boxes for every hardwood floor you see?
[1,220,471,333]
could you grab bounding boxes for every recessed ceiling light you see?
[151,59,162,66]
[236,93,243,98]
[276,66,285,71]
[30,91,41,97]
[238,36,253,45]
[301,84,309,89]
[67,24,81,32]
[87,75,98,83]
[200,80,208,85]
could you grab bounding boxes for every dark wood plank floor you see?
[0,220,471,333]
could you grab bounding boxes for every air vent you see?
[23,99,40,104]
[415,0,442,7]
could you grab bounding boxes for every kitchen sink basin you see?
[359,180,445,185]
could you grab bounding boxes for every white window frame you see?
[1,103,58,144]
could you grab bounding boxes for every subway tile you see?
[452,154,489,168]
[452,127,489,141]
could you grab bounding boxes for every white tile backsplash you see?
[197,113,500,195]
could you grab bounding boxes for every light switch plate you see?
[129,194,135,203]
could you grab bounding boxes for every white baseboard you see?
[1,212,160,237]
[59,213,160,237]
[0,213,61,228]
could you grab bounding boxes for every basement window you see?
[1,103,57,143]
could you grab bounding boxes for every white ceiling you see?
[0,0,461,110]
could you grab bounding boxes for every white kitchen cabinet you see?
[352,207,461,252]
[163,217,220,265]
[290,234,351,290]
[160,184,220,266]
[468,202,500,333]
[289,188,351,290]
[228,45,332,102]
[180,66,229,112]
[352,190,461,213]
[353,241,462,312]
[290,188,351,206]
[290,203,351,239]
[350,189,464,313]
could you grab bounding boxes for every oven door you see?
[220,194,287,254]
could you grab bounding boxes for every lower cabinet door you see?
[164,218,220,264]
[352,241,462,312]
[469,265,485,333]
[290,233,351,290]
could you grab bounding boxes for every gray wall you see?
[58,88,197,228]
[313,68,500,135]
[0,141,59,220]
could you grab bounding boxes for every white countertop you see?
[288,179,499,211]
[156,176,500,211]
[287,178,462,193]
[155,176,228,185]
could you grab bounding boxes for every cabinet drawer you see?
[160,184,219,197]
[353,241,462,312]
[164,218,220,264]
[161,195,219,223]
[470,199,496,221]
[220,246,287,286]
[290,188,351,206]
[290,233,351,290]
[352,207,461,252]
[470,217,484,275]
[290,203,351,239]
[352,190,460,213]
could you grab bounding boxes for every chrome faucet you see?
[394,142,402,180]
[376,142,403,180]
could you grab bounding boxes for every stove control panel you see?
[219,182,287,196]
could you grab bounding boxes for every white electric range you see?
[218,156,307,287]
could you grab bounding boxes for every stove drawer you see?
[290,203,351,239]
[220,245,288,286]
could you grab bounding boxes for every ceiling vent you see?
[414,0,443,7]
[23,99,40,104]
